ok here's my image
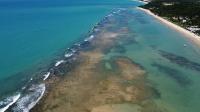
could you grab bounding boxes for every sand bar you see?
[137,7,200,47]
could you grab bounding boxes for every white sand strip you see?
[131,0,148,4]
[137,7,200,47]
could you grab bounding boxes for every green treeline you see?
[141,0,200,35]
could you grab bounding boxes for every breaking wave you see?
[12,84,45,112]
[0,93,21,112]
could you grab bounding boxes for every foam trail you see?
[89,35,94,39]
[94,28,99,32]
[55,60,65,67]
[65,53,73,58]
[13,84,45,112]
[84,35,94,42]
[43,72,50,81]
[0,93,21,112]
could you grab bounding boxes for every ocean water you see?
[104,8,200,111]
[0,4,115,100]
[1,0,200,112]
[128,9,200,112]
[0,3,112,92]
[0,0,143,112]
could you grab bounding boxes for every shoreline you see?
[132,0,148,4]
[131,0,150,4]
[137,7,200,47]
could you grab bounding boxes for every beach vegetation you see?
[141,0,200,35]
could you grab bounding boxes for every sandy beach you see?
[137,7,200,47]
[131,0,148,4]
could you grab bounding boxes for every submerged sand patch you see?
[32,55,151,112]
[32,8,163,112]
[32,50,158,112]
[91,104,141,112]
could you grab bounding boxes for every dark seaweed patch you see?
[152,63,192,87]
[159,50,200,72]
[119,35,138,45]
[111,56,145,70]
[149,86,161,99]
[150,45,157,49]
[112,44,126,54]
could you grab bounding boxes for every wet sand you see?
[31,9,162,112]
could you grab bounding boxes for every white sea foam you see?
[72,49,76,53]
[113,11,117,14]
[107,14,113,17]
[118,8,126,11]
[84,35,94,42]
[55,60,65,67]
[13,84,45,112]
[112,9,123,15]
[89,35,94,39]
[43,72,50,81]
[0,93,21,112]
[84,39,88,42]
[105,13,113,18]
[94,28,100,32]
[74,43,81,47]
[22,86,26,90]
[116,9,121,13]
[65,53,73,58]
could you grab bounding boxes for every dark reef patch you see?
[111,56,145,70]
[119,34,138,45]
[148,86,161,99]
[149,45,158,49]
[159,50,200,72]
[152,63,192,87]
[112,44,127,54]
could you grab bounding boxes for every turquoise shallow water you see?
[128,9,200,112]
[0,5,111,79]
[1,0,200,112]
[0,5,114,97]
[105,8,200,112]
[0,0,143,111]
